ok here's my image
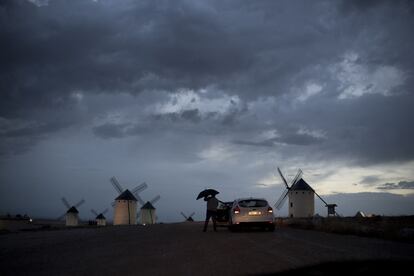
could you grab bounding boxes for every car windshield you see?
[238,200,268,208]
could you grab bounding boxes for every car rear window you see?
[238,200,268,207]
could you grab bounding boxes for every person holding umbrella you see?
[196,189,221,232]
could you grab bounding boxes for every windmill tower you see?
[58,197,85,226]
[275,168,313,218]
[181,212,195,222]
[137,195,160,225]
[110,176,147,225]
[275,167,337,218]
[91,208,108,226]
[140,202,156,225]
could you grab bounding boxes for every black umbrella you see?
[196,189,219,200]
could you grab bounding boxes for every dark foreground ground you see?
[1,222,413,275]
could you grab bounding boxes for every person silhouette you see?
[203,194,219,232]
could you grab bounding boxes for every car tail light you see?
[267,207,273,213]
[233,206,240,214]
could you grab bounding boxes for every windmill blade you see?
[274,188,289,210]
[189,212,195,218]
[110,176,123,194]
[111,201,116,207]
[314,191,328,206]
[91,209,98,216]
[75,199,85,208]
[61,197,71,209]
[135,194,145,206]
[180,212,188,219]
[291,169,303,185]
[102,208,109,215]
[132,182,148,196]
[277,167,290,188]
[57,212,66,221]
[150,195,161,205]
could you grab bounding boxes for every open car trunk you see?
[216,201,232,225]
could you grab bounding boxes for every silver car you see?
[229,198,275,231]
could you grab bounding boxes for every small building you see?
[96,213,106,226]
[66,207,79,226]
[140,201,156,225]
[288,179,315,218]
[113,189,137,225]
[327,204,338,217]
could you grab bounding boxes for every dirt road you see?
[1,222,413,275]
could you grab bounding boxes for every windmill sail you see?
[75,199,85,208]
[275,188,289,210]
[131,182,147,196]
[291,169,303,186]
[314,191,328,206]
[91,209,99,216]
[61,197,71,209]
[110,176,123,194]
[277,167,290,188]
[150,195,161,205]
[135,194,145,206]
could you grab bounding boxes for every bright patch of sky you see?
[154,89,242,115]
[297,82,323,102]
[198,143,236,162]
[334,52,406,99]
[27,0,49,7]
[297,127,326,139]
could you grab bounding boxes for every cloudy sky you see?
[1,0,414,222]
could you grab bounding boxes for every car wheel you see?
[268,225,275,232]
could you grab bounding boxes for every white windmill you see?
[136,195,161,225]
[91,208,109,226]
[58,197,85,226]
[181,212,195,222]
[110,176,147,225]
[275,167,337,218]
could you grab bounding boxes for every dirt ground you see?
[1,222,413,275]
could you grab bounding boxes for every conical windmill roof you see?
[290,178,314,191]
[96,213,106,219]
[141,201,156,210]
[115,189,137,201]
[66,206,79,214]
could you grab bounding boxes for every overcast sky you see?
[1,0,414,222]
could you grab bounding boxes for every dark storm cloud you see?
[360,175,380,185]
[0,114,76,155]
[0,0,253,116]
[92,123,132,139]
[0,0,413,167]
[233,139,275,148]
[233,130,324,148]
[274,132,324,146]
[152,109,204,124]
[377,181,414,190]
